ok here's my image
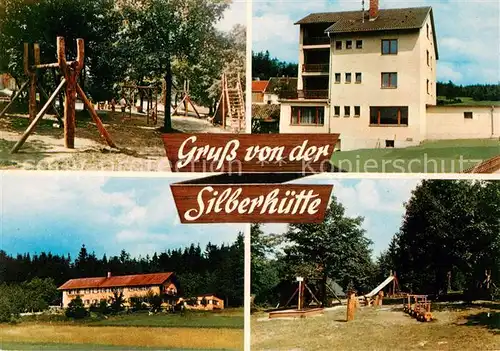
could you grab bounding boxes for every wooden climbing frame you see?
[403,294,432,322]
[10,37,116,153]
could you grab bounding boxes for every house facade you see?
[279,1,499,150]
[58,272,178,308]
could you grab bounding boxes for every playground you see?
[252,301,499,351]
[0,38,244,171]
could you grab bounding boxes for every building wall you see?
[61,281,176,308]
[263,93,280,104]
[426,106,499,139]
[252,92,264,103]
[324,29,427,150]
[279,101,329,134]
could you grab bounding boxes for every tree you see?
[252,51,298,80]
[392,180,500,296]
[110,290,125,313]
[284,196,373,305]
[0,0,125,102]
[119,0,229,131]
[65,295,88,319]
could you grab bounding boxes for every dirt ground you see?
[0,107,228,171]
[252,302,500,351]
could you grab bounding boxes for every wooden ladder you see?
[224,72,245,133]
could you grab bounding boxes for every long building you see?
[58,272,178,308]
[279,1,499,150]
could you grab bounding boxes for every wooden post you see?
[26,43,37,123]
[221,73,226,128]
[76,83,116,148]
[10,78,66,153]
[0,80,29,118]
[347,291,356,321]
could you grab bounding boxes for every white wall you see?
[426,106,499,139]
[280,102,329,134]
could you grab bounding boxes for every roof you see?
[267,77,298,93]
[297,7,438,59]
[463,155,500,174]
[252,80,269,93]
[58,272,174,290]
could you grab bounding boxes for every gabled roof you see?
[252,80,269,93]
[296,7,438,59]
[58,272,174,290]
[463,155,500,174]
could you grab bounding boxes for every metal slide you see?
[363,275,395,298]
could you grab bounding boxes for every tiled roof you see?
[463,155,500,174]
[296,7,438,59]
[252,80,269,93]
[58,272,174,290]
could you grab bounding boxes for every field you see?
[437,97,500,107]
[252,302,499,351]
[331,139,500,173]
[0,310,244,350]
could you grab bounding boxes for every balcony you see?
[302,64,329,74]
[279,90,328,100]
[303,36,330,46]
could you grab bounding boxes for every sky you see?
[252,0,500,85]
[262,175,421,258]
[216,1,247,32]
[0,173,245,259]
[1,173,419,260]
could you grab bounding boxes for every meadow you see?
[330,139,500,173]
[0,309,244,350]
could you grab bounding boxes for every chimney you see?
[107,272,111,278]
[369,0,379,20]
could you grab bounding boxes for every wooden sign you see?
[170,183,333,223]
[163,133,340,173]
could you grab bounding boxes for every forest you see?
[251,180,499,307]
[252,51,298,80]
[0,234,244,321]
[0,0,245,130]
[437,81,500,102]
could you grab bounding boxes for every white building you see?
[279,1,499,150]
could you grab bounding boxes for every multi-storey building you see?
[279,1,498,150]
[58,272,178,308]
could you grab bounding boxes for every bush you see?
[65,296,89,319]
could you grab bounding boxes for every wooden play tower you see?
[211,72,245,133]
[7,37,116,153]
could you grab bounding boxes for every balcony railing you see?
[279,90,329,100]
[303,36,330,46]
[302,64,329,73]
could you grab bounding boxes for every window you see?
[291,106,324,125]
[356,40,363,49]
[370,106,409,126]
[335,73,341,83]
[381,72,398,88]
[355,72,362,83]
[354,106,361,116]
[345,73,352,83]
[344,106,350,117]
[386,140,395,148]
[335,41,342,50]
[334,106,340,116]
[427,50,429,66]
[426,79,429,94]
[346,40,352,49]
[381,39,398,54]
[464,111,473,119]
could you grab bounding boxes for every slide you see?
[363,275,395,298]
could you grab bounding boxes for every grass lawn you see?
[0,310,244,350]
[437,96,500,107]
[252,302,500,351]
[89,310,244,329]
[331,139,500,173]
